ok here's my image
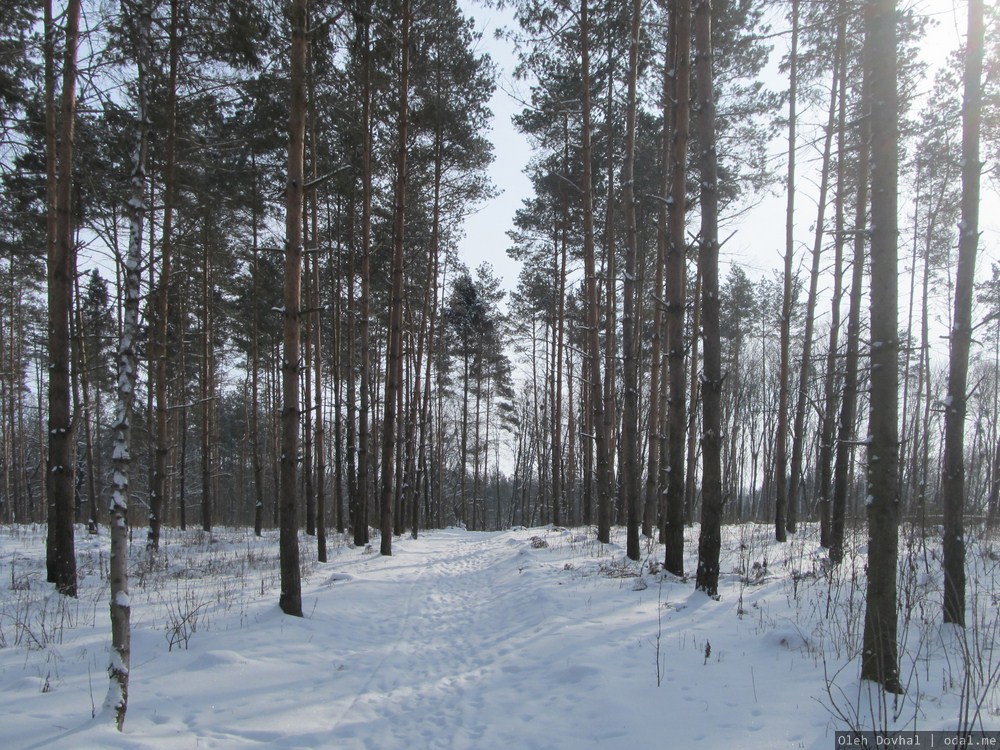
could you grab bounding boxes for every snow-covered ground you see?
[1,521,998,749]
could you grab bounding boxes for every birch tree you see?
[107,0,152,727]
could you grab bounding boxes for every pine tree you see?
[279,0,308,618]
[45,0,83,598]
[861,0,902,693]
[942,0,985,628]
[693,0,724,597]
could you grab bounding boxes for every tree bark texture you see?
[622,0,642,562]
[279,0,308,617]
[45,0,83,598]
[942,0,984,628]
[107,0,151,727]
[694,0,724,597]
[861,0,902,693]
[380,0,411,556]
[663,0,691,577]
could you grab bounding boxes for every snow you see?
[1,523,998,749]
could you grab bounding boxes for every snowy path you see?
[8,524,970,749]
[117,527,822,749]
[282,530,644,750]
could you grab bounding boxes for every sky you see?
[457,0,533,296]
[455,0,1000,310]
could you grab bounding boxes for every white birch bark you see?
[107,0,151,728]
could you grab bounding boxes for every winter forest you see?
[2,0,1000,745]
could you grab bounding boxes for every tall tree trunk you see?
[603,38,619,530]
[178,338,189,530]
[73,274,98,534]
[303,225,315,537]
[685,267,701,524]
[818,14,848,548]
[646,4,672,540]
[461,356,470,526]
[693,0,724,597]
[251,157,264,537]
[580,0,611,544]
[46,0,82,597]
[774,0,799,543]
[567,347,577,525]
[622,0,642,562]
[379,0,410,556]
[861,0,902,692]
[356,9,373,548]
[200,226,213,533]
[942,0,984,628]
[415,152,443,536]
[830,42,870,565]
[346,205,359,539]
[314,225,327,561]
[552,181,567,529]
[332,218,346,535]
[149,0,180,551]
[582,332,593,527]
[279,0,308,618]
[663,0,690,575]
[108,0,150,725]
[789,14,839,533]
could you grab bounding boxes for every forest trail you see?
[8,523,976,750]
[304,529,644,750]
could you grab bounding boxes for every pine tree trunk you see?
[279,0,308,617]
[73,274,98,533]
[861,0,902,692]
[149,0,179,551]
[774,0,798,543]
[942,0,984,627]
[830,25,871,567]
[415,156,442,536]
[646,100,665,540]
[685,268,701,524]
[789,14,839,533]
[603,42,619,531]
[693,0,724,597]
[818,14,848,548]
[346,204,359,539]
[45,0,82,598]
[200,230,213,533]
[580,0,611,544]
[379,0,410,556]
[332,223,346,535]
[567,348,577,525]
[314,228,327,561]
[251,158,264,537]
[356,9,373,548]
[552,118,568,529]
[303,232,315,537]
[663,0,690,576]
[622,0,642,562]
